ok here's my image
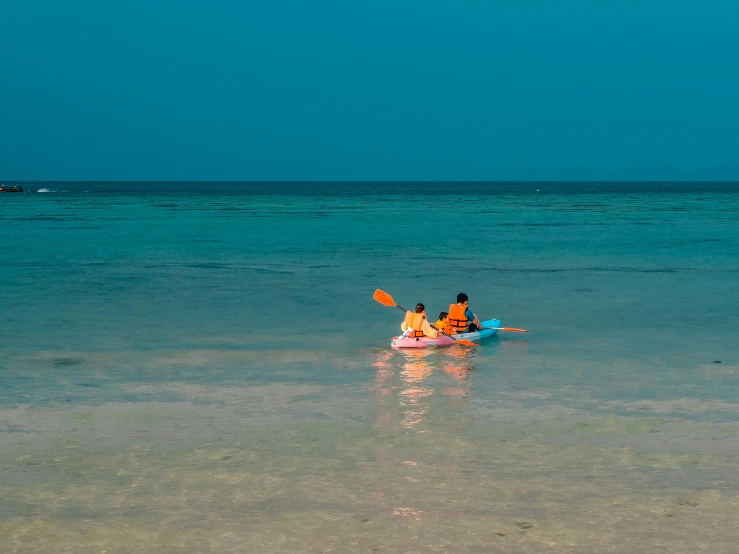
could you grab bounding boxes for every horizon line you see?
[5,180,739,184]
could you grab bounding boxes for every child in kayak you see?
[401,303,438,338]
[435,311,449,331]
[447,293,481,333]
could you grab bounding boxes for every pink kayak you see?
[390,319,501,348]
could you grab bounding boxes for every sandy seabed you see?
[2,373,738,554]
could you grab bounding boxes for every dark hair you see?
[456,293,468,303]
[439,311,448,320]
[415,303,425,313]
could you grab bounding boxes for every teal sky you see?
[2,0,738,181]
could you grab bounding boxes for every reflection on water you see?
[372,347,478,435]
[441,347,477,381]
[399,351,433,431]
[392,506,425,520]
[372,347,480,522]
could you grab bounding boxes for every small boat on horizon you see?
[0,183,24,193]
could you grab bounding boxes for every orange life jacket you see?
[407,312,427,338]
[447,304,469,333]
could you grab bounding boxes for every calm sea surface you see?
[1,182,738,552]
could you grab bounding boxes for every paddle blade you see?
[455,339,476,346]
[373,289,396,307]
[501,327,528,333]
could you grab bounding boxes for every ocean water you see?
[1,182,738,553]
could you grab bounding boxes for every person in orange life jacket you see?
[446,293,482,333]
[401,303,438,338]
[435,311,449,331]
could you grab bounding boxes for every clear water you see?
[2,182,738,553]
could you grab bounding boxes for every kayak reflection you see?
[441,347,477,381]
[372,348,478,434]
[398,350,434,431]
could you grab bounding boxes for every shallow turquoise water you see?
[1,183,739,552]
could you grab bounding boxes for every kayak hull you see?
[390,319,501,348]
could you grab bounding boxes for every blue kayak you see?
[453,319,501,341]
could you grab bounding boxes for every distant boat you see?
[0,183,24,193]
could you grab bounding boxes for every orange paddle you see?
[373,289,476,347]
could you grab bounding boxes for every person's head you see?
[456,293,468,305]
[438,311,448,321]
[415,303,425,313]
